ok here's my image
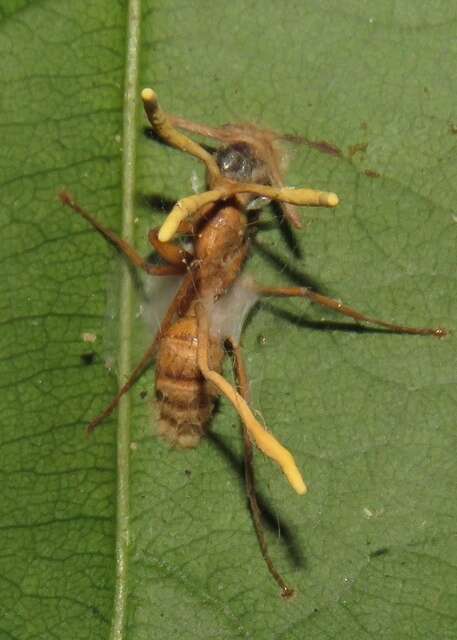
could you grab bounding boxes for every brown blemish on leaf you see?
[306,139,343,157]
[282,133,343,158]
[364,169,381,178]
[348,142,368,158]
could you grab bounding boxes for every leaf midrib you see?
[111,1,142,639]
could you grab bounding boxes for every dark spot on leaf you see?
[364,169,381,178]
[369,547,389,558]
[90,605,108,623]
[80,352,96,366]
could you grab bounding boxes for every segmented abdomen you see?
[155,315,224,448]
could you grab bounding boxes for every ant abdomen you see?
[155,315,224,448]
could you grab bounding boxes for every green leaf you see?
[2,2,456,639]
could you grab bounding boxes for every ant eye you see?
[215,142,257,181]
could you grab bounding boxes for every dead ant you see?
[60,89,445,597]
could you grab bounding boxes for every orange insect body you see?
[194,204,249,298]
[156,313,224,448]
[155,142,264,447]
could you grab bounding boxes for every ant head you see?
[215,142,269,184]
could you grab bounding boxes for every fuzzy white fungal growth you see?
[142,275,184,334]
[208,276,259,344]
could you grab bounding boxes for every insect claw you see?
[58,190,73,206]
[433,327,448,338]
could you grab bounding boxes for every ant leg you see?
[85,269,198,435]
[148,228,193,267]
[59,191,185,276]
[256,286,447,337]
[86,339,157,436]
[141,88,220,181]
[195,302,307,495]
[265,166,303,230]
[169,114,240,142]
[227,337,294,598]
